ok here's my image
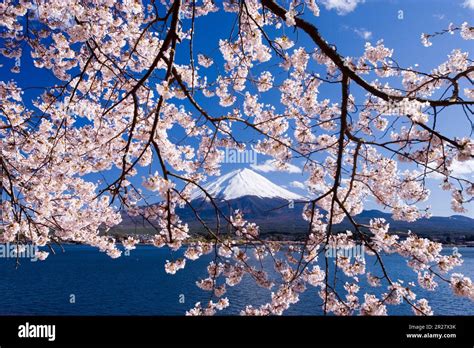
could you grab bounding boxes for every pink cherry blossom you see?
[0,0,472,316]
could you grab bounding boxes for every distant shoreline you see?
[2,241,472,249]
[113,241,474,248]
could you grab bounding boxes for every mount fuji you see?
[181,168,306,233]
[190,168,304,201]
[115,168,474,241]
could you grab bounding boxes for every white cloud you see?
[450,159,474,179]
[433,14,446,20]
[319,0,365,15]
[429,159,474,180]
[462,0,474,10]
[290,181,306,189]
[251,159,302,174]
[354,28,372,40]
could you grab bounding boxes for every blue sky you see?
[1,0,473,217]
[198,0,474,217]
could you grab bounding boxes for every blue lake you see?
[1,245,473,315]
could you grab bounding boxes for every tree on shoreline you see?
[1,0,473,315]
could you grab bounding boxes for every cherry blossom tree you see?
[1,0,473,315]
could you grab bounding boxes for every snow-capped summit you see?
[190,168,304,201]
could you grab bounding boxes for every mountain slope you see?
[190,168,304,201]
[114,169,474,240]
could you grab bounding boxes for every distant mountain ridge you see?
[114,169,474,240]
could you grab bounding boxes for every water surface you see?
[1,245,473,315]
